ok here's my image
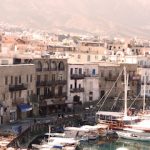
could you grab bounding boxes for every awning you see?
[18,103,32,112]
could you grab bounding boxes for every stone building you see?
[33,58,68,115]
[0,63,36,124]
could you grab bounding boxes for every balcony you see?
[70,88,84,93]
[43,68,49,71]
[36,81,45,86]
[36,68,42,72]
[47,80,67,85]
[105,76,118,81]
[36,80,67,87]
[71,74,85,80]
[55,92,67,98]
[84,74,99,77]
[9,84,28,91]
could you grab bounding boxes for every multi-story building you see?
[67,63,99,109]
[98,62,139,100]
[0,62,36,124]
[33,58,68,115]
[98,62,122,99]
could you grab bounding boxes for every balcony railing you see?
[40,92,67,100]
[84,74,99,77]
[36,80,67,86]
[71,74,85,79]
[36,68,42,72]
[9,84,28,91]
[105,76,118,81]
[55,92,67,98]
[70,88,84,93]
[43,68,49,71]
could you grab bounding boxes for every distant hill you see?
[1,0,150,38]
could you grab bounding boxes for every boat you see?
[116,128,150,141]
[96,67,141,130]
[64,124,108,141]
[32,126,79,150]
[32,137,79,150]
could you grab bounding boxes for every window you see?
[31,90,33,95]
[70,68,73,75]
[79,68,82,74]
[78,55,81,59]
[89,96,93,101]
[30,75,32,82]
[51,61,57,70]
[95,55,98,60]
[75,68,78,74]
[11,76,13,84]
[70,84,73,89]
[92,69,96,75]
[44,74,48,81]
[79,84,81,88]
[101,71,104,77]
[52,74,55,81]
[58,74,63,80]
[27,90,29,97]
[37,75,40,82]
[26,75,28,82]
[37,88,40,95]
[58,62,65,70]
[58,86,63,95]
[15,77,18,85]
[19,76,21,83]
[89,91,93,95]
[5,76,8,85]
[87,55,90,61]
[19,91,21,97]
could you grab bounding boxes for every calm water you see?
[29,136,150,150]
[80,138,150,150]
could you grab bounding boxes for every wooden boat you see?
[96,67,141,130]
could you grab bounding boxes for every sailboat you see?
[96,66,141,130]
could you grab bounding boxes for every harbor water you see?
[29,135,150,150]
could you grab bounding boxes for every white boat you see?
[32,137,79,150]
[32,126,79,150]
[116,128,150,141]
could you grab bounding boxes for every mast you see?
[124,66,128,116]
[143,75,146,113]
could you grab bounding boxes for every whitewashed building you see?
[67,62,99,108]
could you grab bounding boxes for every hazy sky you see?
[0,0,150,36]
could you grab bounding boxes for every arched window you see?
[50,61,57,71]
[58,61,65,71]
[36,61,42,71]
[43,61,49,71]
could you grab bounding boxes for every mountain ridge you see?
[0,0,150,38]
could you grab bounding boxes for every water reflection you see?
[81,138,150,150]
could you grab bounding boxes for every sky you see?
[0,0,150,37]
